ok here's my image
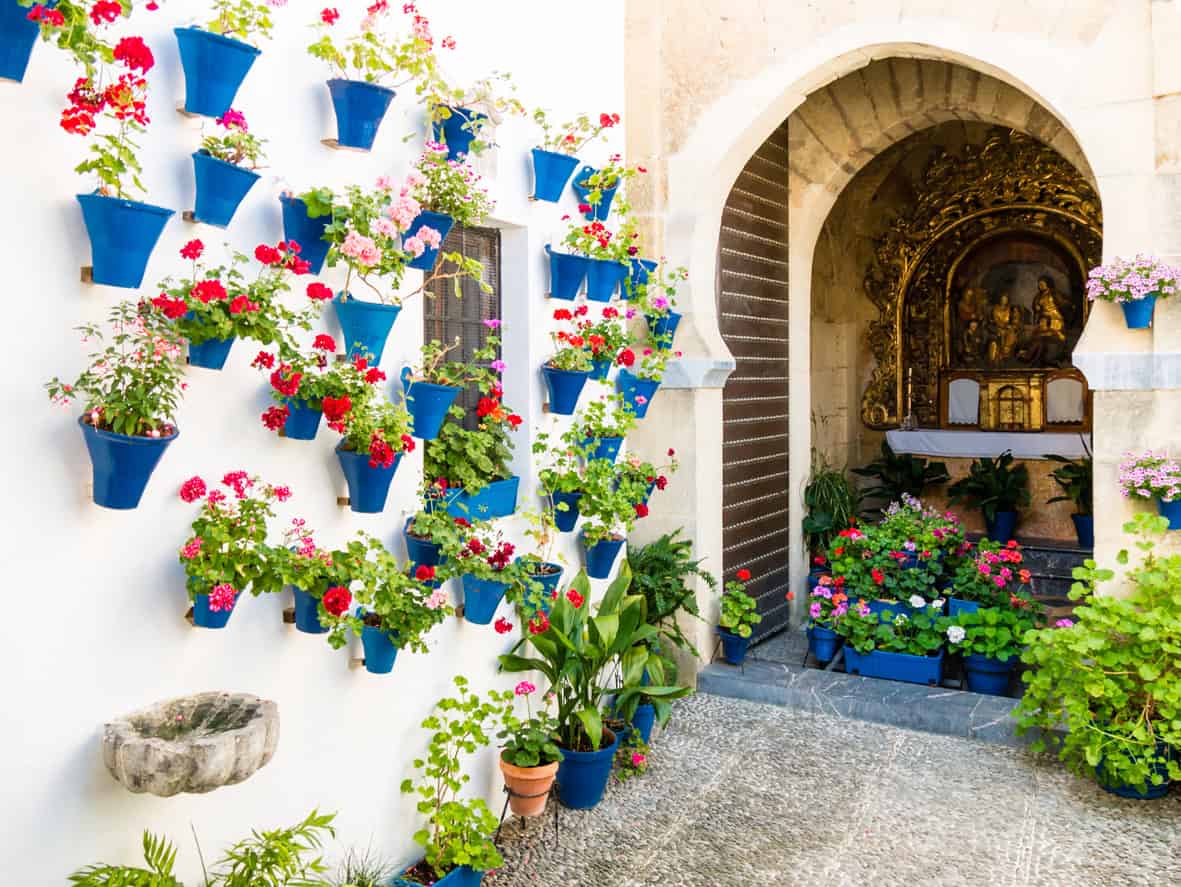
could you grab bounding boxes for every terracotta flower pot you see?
[499,753,559,817]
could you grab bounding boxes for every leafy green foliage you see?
[1045,453,1093,515]
[68,831,180,887]
[718,581,761,638]
[803,457,861,556]
[333,845,393,887]
[852,442,950,506]
[399,677,506,880]
[837,602,950,656]
[627,530,714,658]
[204,809,335,886]
[1016,514,1181,793]
[497,687,563,768]
[947,451,1031,523]
[23,0,128,74]
[205,0,276,46]
[947,605,1036,660]
[531,108,618,155]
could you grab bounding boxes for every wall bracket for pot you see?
[455,603,465,619]
[182,210,197,223]
[333,353,348,364]
[542,402,552,414]
[175,101,201,119]
[348,656,366,670]
[184,606,195,627]
[320,138,369,153]
[336,496,350,507]
[282,606,296,624]
[80,266,93,283]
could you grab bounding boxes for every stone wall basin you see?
[102,691,279,796]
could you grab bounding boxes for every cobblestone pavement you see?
[488,693,1181,887]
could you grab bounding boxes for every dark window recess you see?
[424,226,502,431]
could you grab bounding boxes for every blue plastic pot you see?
[404,210,455,271]
[1097,744,1173,800]
[405,379,461,441]
[542,365,591,415]
[360,624,399,674]
[282,399,322,441]
[806,625,841,663]
[1,0,42,83]
[191,151,259,227]
[646,311,682,350]
[174,27,259,117]
[547,246,591,300]
[336,445,402,514]
[616,369,660,418]
[868,599,916,622]
[291,587,327,634]
[626,258,658,299]
[571,167,618,221]
[531,148,580,202]
[717,628,751,665]
[279,195,331,273]
[520,561,563,617]
[432,106,487,160]
[192,591,237,629]
[404,518,445,567]
[985,510,1018,543]
[586,258,629,302]
[552,490,582,532]
[187,336,235,370]
[462,575,509,625]
[582,435,623,463]
[327,78,395,150]
[1120,295,1157,330]
[948,598,980,618]
[584,536,625,579]
[76,194,174,289]
[445,476,520,520]
[394,865,482,887]
[555,728,620,809]
[1072,514,1094,549]
[1158,498,1181,530]
[845,648,944,685]
[333,293,401,364]
[588,355,612,381]
[79,418,177,510]
[963,653,1017,696]
[630,703,656,744]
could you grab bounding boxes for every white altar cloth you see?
[886,429,1091,459]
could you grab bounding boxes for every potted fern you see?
[948,451,1030,542]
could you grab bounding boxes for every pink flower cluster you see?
[1118,451,1181,502]
[1087,255,1181,303]
[209,583,237,612]
[341,230,381,267]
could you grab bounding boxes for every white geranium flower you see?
[930,599,945,610]
[947,625,966,644]
[908,595,927,609]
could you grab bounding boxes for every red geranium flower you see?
[553,308,573,321]
[270,368,301,397]
[599,112,620,128]
[113,36,154,73]
[365,367,386,384]
[323,586,351,617]
[179,476,206,502]
[28,5,66,27]
[228,295,258,314]
[507,414,523,428]
[454,517,471,528]
[616,348,635,367]
[476,397,498,418]
[566,588,585,608]
[89,1,123,26]
[180,239,204,260]
[871,568,885,585]
[320,7,340,23]
[321,396,351,424]
[306,282,334,301]
[736,568,752,581]
[634,502,649,518]
[261,404,289,431]
[192,279,227,303]
[528,613,550,635]
[252,351,275,369]
[494,617,513,634]
[254,244,281,265]
[312,334,336,352]
[151,294,187,319]
[414,564,435,582]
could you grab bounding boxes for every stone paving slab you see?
[488,695,1181,887]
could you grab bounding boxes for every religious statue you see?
[986,293,1022,365]
[956,286,986,327]
[958,318,986,365]
[1022,276,1068,365]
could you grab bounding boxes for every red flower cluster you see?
[323,585,352,617]
[871,567,885,585]
[367,432,397,469]
[320,7,340,24]
[28,4,65,26]
[270,367,302,397]
[192,279,227,303]
[566,588,584,608]
[634,502,649,518]
[494,617,513,634]
[616,348,635,367]
[252,351,275,369]
[528,613,550,635]
[90,0,122,26]
[151,293,187,319]
[414,564,435,582]
[255,241,310,275]
[583,220,611,250]
[222,470,253,499]
[261,404,290,431]
[228,295,260,315]
[180,239,204,260]
[179,476,207,503]
[736,568,752,581]
[312,334,337,352]
[322,396,352,431]
[599,112,621,128]
[306,282,334,301]
[113,36,154,73]
[488,541,514,570]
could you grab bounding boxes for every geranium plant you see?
[719,570,761,638]
[422,70,526,154]
[46,300,184,437]
[617,343,677,386]
[837,600,949,656]
[204,0,282,45]
[635,262,688,315]
[152,239,319,353]
[562,217,618,262]
[1117,451,1181,503]
[309,2,449,91]
[24,0,128,74]
[257,346,385,433]
[948,539,1035,606]
[398,677,505,885]
[946,605,1036,661]
[1016,514,1181,794]
[408,142,494,227]
[404,337,495,388]
[546,308,594,373]
[497,682,563,768]
[575,153,644,211]
[333,389,416,469]
[577,456,646,546]
[255,517,347,603]
[807,574,854,629]
[199,109,267,168]
[1086,255,1181,304]
[577,304,634,365]
[576,395,639,448]
[444,520,529,592]
[177,471,291,605]
[532,109,620,155]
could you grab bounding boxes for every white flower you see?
[930,599,945,610]
[908,595,926,609]
[947,625,966,644]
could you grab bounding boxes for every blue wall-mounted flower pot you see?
[445,476,520,520]
[806,625,840,663]
[333,293,402,364]
[646,311,682,350]
[584,536,625,579]
[555,729,620,809]
[520,561,563,618]
[962,653,1017,696]
[404,518,444,567]
[79,418,177,510]
[984,510,1018,544]
[291,587,327,634]
[336,445,402,514]
[625,258,658,299]
[282,399,322,441]
[630,703,656,745]
[947,598,980,618]
[1120,295,1157,330]
[571,167,618,221]
[404,210,454,271]
[1158,498,1181,530]
[531,148,580,202]
[192,591,237,629]
[1071,513,1094,549]
[582,435,623,463]
[616,369,660,418]
[462,575,509,625]
[542,365,590,415]
[547,245,591,300]
[1,0,42,83]
[585,258,628,302]
[404,377,462,441]
[326,78,395,150]
[279,195,330,274]
[187,335,235,370]
[76,194,174,289]
[588,355,612,381]
[844,648,944,686]
[174,27,260,117]
[552,490,582,532]
[191,151,259,228]
[360,624,399,674]
[432,106,487,160]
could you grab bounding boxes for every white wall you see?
[0,1,624,881]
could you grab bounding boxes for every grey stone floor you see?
[488,694,1181,887]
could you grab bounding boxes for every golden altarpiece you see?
[860,132,1100,434]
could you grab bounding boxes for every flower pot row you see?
[541,365,663,419]
[547,246,629,302]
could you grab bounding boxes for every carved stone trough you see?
[102,691,279,796]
